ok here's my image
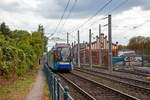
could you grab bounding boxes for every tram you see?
[47,43,72,71]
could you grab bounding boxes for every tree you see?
[127,36,150,55]
[30,31,47,61]
[38,24,43,32]
[0,23,48,77]
[128,36,145,50]
[9,30,31,45]
[0,22,10,36]
[118,45,127,50]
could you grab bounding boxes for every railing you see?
[43,64,74,100]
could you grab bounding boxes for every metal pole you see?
[67,32,69,44]
[99,24,102,67]
[64,86,69,100]
[41,26,44,64]
[54,75,56,100]
[142,42,144,67]
[78,30,80,68]
[108,15,112,72]
[57,79,61,100]
[47,50,48,65]
[83,42,86,65]
[74,41,77,66]
[52,75,54,100]
[89,29,92,69]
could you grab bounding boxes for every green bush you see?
[0,45,18,76]
[0,41,35,77]
[0,24,47,78]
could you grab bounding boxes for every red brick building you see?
[73,33,118,66]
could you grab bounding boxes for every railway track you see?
[76,68,150,88]
[57,73,96,100]
[58,72,139,100]
[115,68,150,77]
[81,65,150,77]
[74,68,150,99]
[91,65,150,77]
[81,65,150,81]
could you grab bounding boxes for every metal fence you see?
[43,64,74,100]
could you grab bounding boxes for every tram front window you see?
[57,47,71,62]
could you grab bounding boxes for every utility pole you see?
[83,41,86,65]
[67,32,69,44]
[99,24,102,67]
[41,26,44,64]
[72,42,74,68]
[142,42,144,67]
[89,29,92,69]
[74,41,77,65]
[108,15,112,72]
[77,30,80,68]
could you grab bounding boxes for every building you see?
[73,33,118,67]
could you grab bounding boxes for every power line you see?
[107,0,128,14]
[89,16,108,26]
[58,0,78,33]
[70,32,78,40]
[61,0,129,42]
[89,0,128,27]
[68,0,113,34]
[49,0,71,38]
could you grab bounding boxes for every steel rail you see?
[77,67,150,86]
[70,72,139,100]
[75,68,150,94]
[58,73,96,100]
[81,65,150,77]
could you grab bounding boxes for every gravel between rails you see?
[81,66,149,82]
[61,72,138,100]
[56,73,88,100]
[76,68,150,89]
[73,69,150,100]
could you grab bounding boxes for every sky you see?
[0,0,150,48]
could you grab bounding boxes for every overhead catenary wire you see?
[89,0,129,27]
[58,0,78,33]
[69,0,129,43]
[87,0,129,42]
[48,0,71,38]
[52,0,129,43]
[107,0,128,14]
[68,0,113,34]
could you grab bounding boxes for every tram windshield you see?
[57,47,71,62]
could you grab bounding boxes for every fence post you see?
[64,86,69,100]
[49,72,52,95]
[57,78,61,100]
[52,74,54,100]
[54,75,56,100]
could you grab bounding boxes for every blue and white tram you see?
[47,43,73,71]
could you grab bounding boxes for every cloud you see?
[60,6,150,45]
[110,6,150,44]
[0,0,19,12]
[1,0,150,19]
[0,0,150,47]
[35,0,150,19]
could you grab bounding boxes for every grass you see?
[0,68,38,100]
